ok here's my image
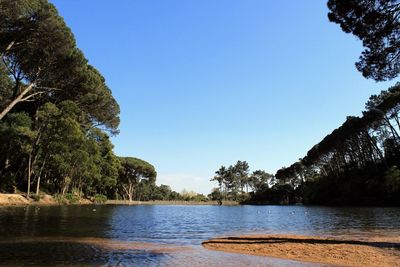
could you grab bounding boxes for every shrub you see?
[384,166,400,193]
[94,194,107,204]
[54,194,68,204]
[30,194,41,202]
[64,193,80,204]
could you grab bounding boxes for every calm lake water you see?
[0,204,399,266]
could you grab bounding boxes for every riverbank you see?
[106,200,238,205]
[202,234,400,267]
[0,193,92,206]
[0,193,238,206]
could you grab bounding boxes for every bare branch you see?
[20,91,46,102]
[34,86,62,91]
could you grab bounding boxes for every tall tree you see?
[118,157,157,201]
[0,0,76,119]
[327,0,400,81]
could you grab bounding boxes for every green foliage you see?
[117,157,157,201]
[54,193,80,205]
[211,161,274,202]
[54,194,68,204]
[30,194,41,202]
[93,194,107,204]
[271,83,400,205]
[384,166,400,194]
[64,193,80,204]
[191,194,208,202]
[327,0,400,81]
[0,0,124,202]
[179,189,208,202]
[208,188,222,201]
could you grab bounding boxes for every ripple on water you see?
[0,205,399,266]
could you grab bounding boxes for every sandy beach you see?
[0,193,92,206]
[0,193,237,206]
[202,234,400,267]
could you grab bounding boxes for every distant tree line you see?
[209,161,290,204]
[115,157,208,202]
[212,84,400,205]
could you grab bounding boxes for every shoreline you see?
[0,193,92,206]
[202,234,400,267]
[106,200,238,206]
[0,193,238,207]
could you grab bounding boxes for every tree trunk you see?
[365,130,386,166]
[0,41,14,58]
[61,176,70,195]
[129,183,134,202]
[35,175,41,196]
[35,157,47,195]
[384,116,400,143]
[394,114,400,132]
[128,188,133,202]
[27,153,32,198]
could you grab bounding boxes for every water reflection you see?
[107,205,400,244]
[0,205,399,266]
[0,205,113,238]
[0,238,316,266]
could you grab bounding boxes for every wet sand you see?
[202,234,400,267]
[0,237,311,266]
[0,237,190,253]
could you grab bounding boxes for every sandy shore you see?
[0,193,238,206]
[0,193,92,206]
[0,194,30,205]
[202,234,400,267]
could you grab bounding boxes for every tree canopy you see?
[0,0,120,133]
[327,0,400,81]
[0,0,134,202]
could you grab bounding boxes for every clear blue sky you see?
[51,0,392,194]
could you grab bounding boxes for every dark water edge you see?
[0,204,399,266]
[0,240,321,267]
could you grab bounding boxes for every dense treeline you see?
[212,84,400,205]
[275,83,400,205]
[0,0,184,202]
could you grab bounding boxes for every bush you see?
[30,194,41,202]
[54,194,68,204]
[65,193,80,204]
[236,193,251,203]
[54,193,80,204]
[93,194,107,204]
[384,166,400,193]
